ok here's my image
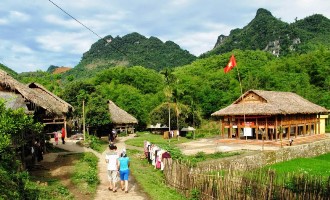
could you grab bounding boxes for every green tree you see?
[0,100,43,199]
[85,94,111,137]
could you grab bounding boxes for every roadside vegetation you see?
[28,152,99,200]
[128,149,186,200]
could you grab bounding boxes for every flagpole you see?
[234,60,246,140]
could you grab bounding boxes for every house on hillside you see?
[211,90,329,140]
[108,100,138,134]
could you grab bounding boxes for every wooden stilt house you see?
[211,90,329,141]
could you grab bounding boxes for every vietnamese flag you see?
[224,55,237,73]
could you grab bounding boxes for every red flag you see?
[224,55,237,73]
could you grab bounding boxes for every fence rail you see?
[163,160,330,200]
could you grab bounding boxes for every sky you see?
[0,0,329,73]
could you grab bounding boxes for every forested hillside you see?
[3,8,328,132]
[50,49,330,130]
[64,32,196,79]
[204,8,330,57]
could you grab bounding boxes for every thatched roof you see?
[108,100,138,124]
[211,90,328,116]
[28,82,74,114]
[0,69,72,116]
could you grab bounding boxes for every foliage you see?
[63,32,196,80]
[83,134,108,153]
[125,132,191,148]
[0,100,43,199]
[127,149,186,200]
[204,8,330,58]
[0,62,18,78]
[61,80,96,116]
[17,70,63,95]
[71,152,99,195]
[85,93,111,134]
[149,102,202,130]
[4,12,330,134]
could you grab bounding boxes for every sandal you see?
[113,189,117,193]
[108,187,113,191]
[121,188,125,191]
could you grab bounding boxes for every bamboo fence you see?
[163,160,330,200]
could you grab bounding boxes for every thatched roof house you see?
[108,100,138,125]
[212,90,328,116]
[211,90,329,140]
[0,69,73,118]
[28,82,74,115]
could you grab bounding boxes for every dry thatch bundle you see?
[0,69,73,116]
[108,100,138,125]
[211,90,328,116]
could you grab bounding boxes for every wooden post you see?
[83,100,86,141]
[275,116,278,141]
[295,124,298,138]
[64,119,67,140]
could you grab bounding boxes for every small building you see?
[27,82,74,135]
[211,90,329,140]
[0,70,74,122]
[108,100,138,134]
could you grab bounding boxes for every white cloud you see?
[0,18,7,25]
[9,11,30,22]
[36,31,94,55]
[44,15,82,29]
[1,0,330,73]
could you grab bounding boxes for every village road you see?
[50,135,149,200]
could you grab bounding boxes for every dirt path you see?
[46,135,149,200]
[93,135,149,200]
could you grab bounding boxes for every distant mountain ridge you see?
[65,32,197,78]
[203,8,330,57]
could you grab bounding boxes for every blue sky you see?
[0,0,329,73]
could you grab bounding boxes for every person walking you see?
[61,127,66,144]
[54,131,59,145]
[105,144,119,192]
[117,150,130,193]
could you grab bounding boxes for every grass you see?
[71,152,99,195]
[77,134,109,153]
[265,152,330,177]
[128,149,186,200]
[184,151,241,167]
[26,178,75,200]
[125,131,191,148]
[27,152,99,200]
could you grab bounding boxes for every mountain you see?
[203,8,330,58]
[46,65,72,74]
[65,32,196,79]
